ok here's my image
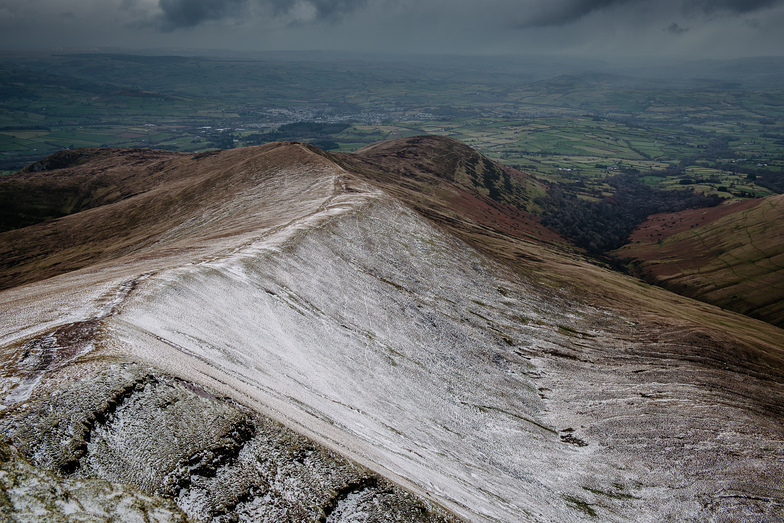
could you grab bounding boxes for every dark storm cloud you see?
[267,0,367,21]
[517,0,784,28]
[157,0,248,30]
[519,0,636,27]
[1,0,783,58]
[665,22,688,34]
[155,0,367,30]
[686,0,784,15]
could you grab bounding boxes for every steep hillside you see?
[0,143,344,290]
[0,148,185,233]
[615,195,784,328]
[1,140,783,522]
[331,136,568,262]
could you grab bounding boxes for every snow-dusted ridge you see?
[116,196,566,521]
[1,142,783,522]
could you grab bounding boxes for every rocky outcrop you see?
[0,439,189,523]
[1,363,459,522]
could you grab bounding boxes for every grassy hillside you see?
[0,148,184,232]
[0,143,340,290]
[615,195,784,328]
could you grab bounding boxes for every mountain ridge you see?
[1,137,783,521]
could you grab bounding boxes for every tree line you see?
[536,173,725,254]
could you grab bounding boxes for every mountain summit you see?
[1,138,783,522]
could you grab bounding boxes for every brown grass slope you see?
[0,136,572,289]
[0,142,344,290]
[615,195,784,328]
[0,148,185,233]
[2,137,783,365]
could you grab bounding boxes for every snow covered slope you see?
[2,141,783,522]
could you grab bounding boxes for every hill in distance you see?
[1,137,783,522]
[615,194,784,328]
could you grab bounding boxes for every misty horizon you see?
[1,0,783,60]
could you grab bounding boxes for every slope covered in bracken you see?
[1,138,783,522]
[615,194,784,328]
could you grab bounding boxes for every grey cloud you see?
[665,22,688,34]
[685,0,784,15]
[267,0,368,20]
[2,0,783,57]
[157,0,248,30]
[516,0,784,28]
[155,0,367,30]
[519,0,635,27]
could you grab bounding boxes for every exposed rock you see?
[0,439,189,523]
[1,363,458,523]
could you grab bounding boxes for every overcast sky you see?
[1,0,783,58]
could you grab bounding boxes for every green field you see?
[2,52,782,200]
